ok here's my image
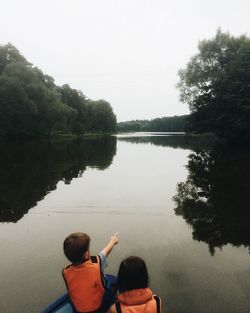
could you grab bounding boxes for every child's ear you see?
[84,250,90,260]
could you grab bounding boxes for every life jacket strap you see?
[115,302,123,313]
[90,256,98,263]
[75,309,102,313]
[153,295,161,313]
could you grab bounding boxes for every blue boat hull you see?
[42,274,116,313]
[42,293,73,313]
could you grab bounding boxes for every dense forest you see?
[178,30,250,144]
[117,115,187,132]
[0,44,116,138]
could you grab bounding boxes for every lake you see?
[0,133,250,313]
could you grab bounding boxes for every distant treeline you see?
[117,115,188,132]
[0,44,116,138]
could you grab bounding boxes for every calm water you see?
[0,134,250,313]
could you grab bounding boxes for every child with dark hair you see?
[108,256,162,313]
[63,232,118,313]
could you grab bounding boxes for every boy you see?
[63,232,119,313]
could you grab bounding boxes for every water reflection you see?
[0,137,116,223]
[117,134,215,150]
[173,147,250,255]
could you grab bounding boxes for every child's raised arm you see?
[101,232,119,257]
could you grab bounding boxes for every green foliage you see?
[58,84,87,134]
[0,43,30,74]
[87,100,117,132]
[117,115,187,132]
[178,30,250,143]
[0,44,116,138]
[58,85,117,134]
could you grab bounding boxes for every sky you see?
[1,0,250,121]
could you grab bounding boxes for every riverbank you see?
[0,131,117,142]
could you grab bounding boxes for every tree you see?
[0,44,117,138]
[178,30,250,143]
[87,100,117,133]
[58,84,88,134]
[0,61,73,137]
[0,74,37,137]
[0,43,30,74]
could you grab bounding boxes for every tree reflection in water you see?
[173,148,250,255]
[0,137,116,223]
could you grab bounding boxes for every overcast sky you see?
[1,0,250,121]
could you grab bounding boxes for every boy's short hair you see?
[63,232,90,264]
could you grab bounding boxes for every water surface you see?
[0,134,249,313]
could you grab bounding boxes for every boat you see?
[41,293,73,313]
[42,274,116,313]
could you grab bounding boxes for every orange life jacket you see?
[62,256,106,313]
[114,288,161,313]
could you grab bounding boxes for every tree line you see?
[117,115,187,132]
[178,30,250,144]
[0,44,116,138]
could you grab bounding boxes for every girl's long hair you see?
[116,256,149,293]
